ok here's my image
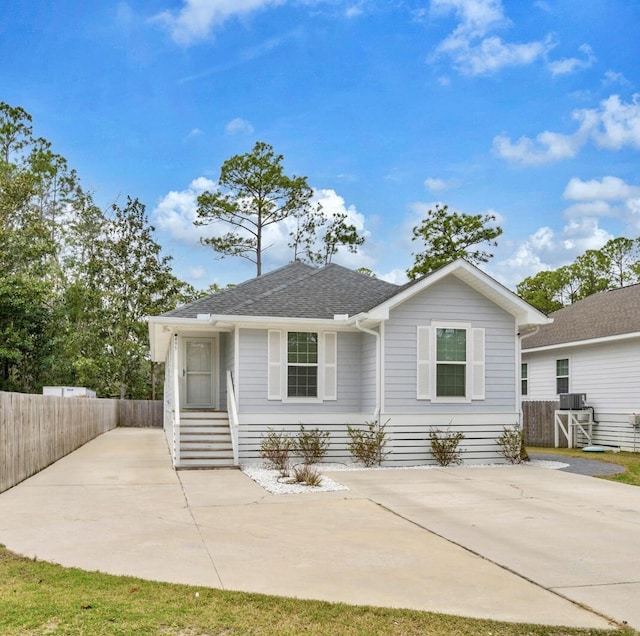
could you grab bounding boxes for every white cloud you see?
[625,197,640,233]
[184,128,203,141]
[562,200,615,219]
[431,0,554,76]
[588,94,640,150]
[153,0,286,45]
[379,268,409,284]
[493,129,583,165]
[225,117,254,135]
[548,44,595,77]
[186,265,207,281]
[603,70,631,87]
[153,177,216,244]
[492,219,613,289]
[564,176,640,201]
[494,94,640,165]
[345,4,364,18]
[424,176,459,192]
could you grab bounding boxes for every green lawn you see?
[0,545,634,636]
[528,447,640,486]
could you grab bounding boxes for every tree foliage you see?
[407,204,502,279]
[517,236,640,314]
[195,141,314,276]
[0,101,192,397]
[196,142,365,273]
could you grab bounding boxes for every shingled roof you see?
[522,283,640,349]
[164,261,401,320]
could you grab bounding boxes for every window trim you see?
[286,331,319,401]
[417,321,485,403]
[521,362,528,396]
[556,358,569,395]
[435,325,468,401]
[267,329,337,404]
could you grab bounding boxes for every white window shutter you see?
[416,326,431,400]
[323,331,337,401]
[471,328,485,400]
[267,330,282,400]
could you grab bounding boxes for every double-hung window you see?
[521,362,528,396]
[267,330,337,402]
[417,322,485,402]
[287,332,318,398]
[556,358,569,394]
[436,328,467,398]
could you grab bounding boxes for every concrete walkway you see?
[0,429,633,630]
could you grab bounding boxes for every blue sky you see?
[2,0,640,290]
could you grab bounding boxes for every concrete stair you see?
[177,411,235,468]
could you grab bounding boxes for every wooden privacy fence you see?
[522,400,563,447]
[0,392,163,494]
[118,399,163,428]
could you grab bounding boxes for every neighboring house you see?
[521,284,640,451]
[148,259,548,468]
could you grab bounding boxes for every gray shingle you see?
[522,284,640,349]
[164,261,401,319]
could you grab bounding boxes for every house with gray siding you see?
[521,284,640,451]
[148,259,548,468]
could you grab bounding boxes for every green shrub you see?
[497,425,528,464]
[291,463,323,487]
[347,419,390,467]
[295,425,330,464]
[429,427,465,466]
[260,429,292,477]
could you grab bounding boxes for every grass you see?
[528,447,640,486]
[0,545,634,636]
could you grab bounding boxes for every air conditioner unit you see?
[559,393,587,410]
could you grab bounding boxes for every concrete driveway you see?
[0,429,636,630]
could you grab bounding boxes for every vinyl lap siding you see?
[237,328,363,413]
[522,339,640,451]
[384,277,516,413]
[360,329,377,413]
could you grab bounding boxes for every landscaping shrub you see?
[429,427,465,466]
[291,463,323,487]
[295,425,330,464]
[497,425,529,464]
[260,429,292,477]
[347,419,390,467]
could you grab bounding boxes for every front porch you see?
[162,330,240,469]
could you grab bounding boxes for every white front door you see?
[184,338,216,408]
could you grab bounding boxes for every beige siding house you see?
[148,259,548,468]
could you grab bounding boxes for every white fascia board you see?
[523,330,640,354]
[368,259,550,327]
[147,316,229,362]
[214,314,357,330]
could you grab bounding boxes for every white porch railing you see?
[227,370,239,466]
[172,333,181,465]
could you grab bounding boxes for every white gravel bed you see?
[241,459,570,495]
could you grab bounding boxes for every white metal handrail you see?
[227,370,239,466]
[172,334,181,465]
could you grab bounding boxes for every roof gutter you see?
[355,320,381,422]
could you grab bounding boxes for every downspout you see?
[355,320,381,422]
